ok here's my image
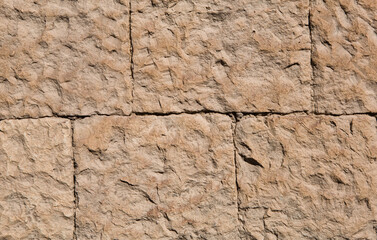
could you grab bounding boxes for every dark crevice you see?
[120,179,136,187]
[119,179,156,205]
[0,112,129,122]
[1,110,377,122]
[133,110,311,117]
[239,154,264,168]
[216,59,229,67]
[308,6,316,113]
[129,0,135,101]
[312,112,377,117]
[283,62,300,69]
[70,120,78,240]
[229,113,244,238]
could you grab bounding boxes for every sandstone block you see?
[312,0,377,114]
[74,114,238,239]
[132,0,311,113]
[0,118,74,239]
[0,0,132,118]
[236,115,377,239]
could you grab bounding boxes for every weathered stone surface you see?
[0,0,132,118]
[74,114,238,239]
[2,0,377,238]
[0,118,74,239]
[236,115,377,239]
[312,0,377,114]
[132,0,311,113]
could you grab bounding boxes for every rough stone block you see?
[0,0,132,118]
[312,0,377,114]
[74,114,238,239]
[0,118,74,239]
[236,114,377,239]
[132,0,311,113]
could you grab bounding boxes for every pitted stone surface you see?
[1,0,377,238]
[132,0,311,113]
[236,115,377,239]
[74,114,238,239]
[0,118,74,239]
[0,0,132,118]
[312,0,377,114]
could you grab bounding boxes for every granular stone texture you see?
[236,115,377,239]
[0,118,74,239]
[312,0,377,114]
[132,0,311,113]
[0,0,132,118]
[73,114,238,239]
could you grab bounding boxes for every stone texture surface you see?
[0,118,74,239]
[236,115,377,239]
[74,114,238,239]
[312,0,377,114]
[132,0,311,113]
[0,0,132,118]
[1,0,377,239]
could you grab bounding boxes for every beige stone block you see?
[312,0,377,114]
[0,0,132,118]
[236,114,377,239]
[0,118,74,239]
[132,0,311,113]
[74,114,238,239]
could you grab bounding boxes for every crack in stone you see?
[1,110,377,122]
[308,3,317,113]
[71,120,79,240]
[133,110,312,117]
[119,179,157,205]
[129,0,135,101]
[239,154,264,168]
[230,113,245,238]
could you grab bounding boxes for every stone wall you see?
[0,0,376,239]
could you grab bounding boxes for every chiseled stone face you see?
[312,0,377,114]
[0,0,132,118]
[0,118,74,239]
[132,0,311,113]
[74,114,238,239]
[236,115,377,239]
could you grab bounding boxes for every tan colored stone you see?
[74,114,238,239]
[236,115,377,239]
[0,0,132,118]
[0,118,74,239]
[312,0,377,114]
[132,0,311,113]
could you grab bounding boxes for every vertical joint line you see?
[230,113,242,236]
[308,5,316,113]
[129,0,135,100]
[71,120,78,240]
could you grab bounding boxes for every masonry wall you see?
[0,0,376,239]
